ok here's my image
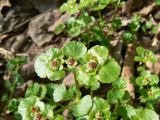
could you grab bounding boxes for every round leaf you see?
[87,45,109,65]
[98,59,120,83]
[53,84,67,102]
[63,41,87,59]
[71,95,92,116]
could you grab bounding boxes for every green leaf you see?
[55,115,65,120]
[76,70,100,90]
[107,90,117,104]
[41,104,54,119]
[132,109,159,120]
[155,0,160,6]
[8,99,19,112]
[122,31,137,43]
[46,70,65,81]
[71,95,92,116]
[59,0,78,14]
[112,17,122,30]
[53,84,67,102]
[34,53,49,78]
[34,48,65,81]
[134,47,157,63]
[63,41,87,59]
[145,21,153,29]
[89,97,111,119]
[117,105,136,119]
[18,96,40,120]
[54,23,66,35]
[7,56,26,72]
[87,45,109,65]
[98,59,120,83]
[46,48,63,61]
[79,0,92,9]
[46,83,58,98]
[92,0,112,11]
[25,83,39,97]
[39,85,47,100]
[112,77,126,89]
[129,21,140,31]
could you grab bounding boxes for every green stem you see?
[54,100,77,114]
[73,72,81,100]
[90,90,93,97]
[8,80,17,100]
[3,76,17,112]
[114,101,119,112]
[98,11,103,23]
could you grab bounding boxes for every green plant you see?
[128,15,141,32]
[7,42,160,120]
[4,0,160,119]
[122,31,137,43]
[133,47,160,111]
[155,0,160,6]
[60,0,120,14]
[1,57,26,112]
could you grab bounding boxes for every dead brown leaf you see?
[0,0,11,16]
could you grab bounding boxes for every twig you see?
[121,41,139,99]
[0,47,13,59]
[138,2,156,16]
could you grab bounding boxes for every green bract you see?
[34,48,65,81]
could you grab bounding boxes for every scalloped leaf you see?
[98,59,120,83]
[63,41,87,59]
[89,97,111,119]
[132,109,159,120]
[25,83,39,97]
[18,96,40,120]
[53,84,67,102]
[34,53,49,78]
[87,45,109,65]
[46,69,65,81]
[46,48,63,61]
[71,95,92,116]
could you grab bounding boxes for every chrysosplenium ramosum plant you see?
[134,47,160,109]
[7,42,159,120]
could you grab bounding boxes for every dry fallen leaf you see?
[0,0,11,16]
